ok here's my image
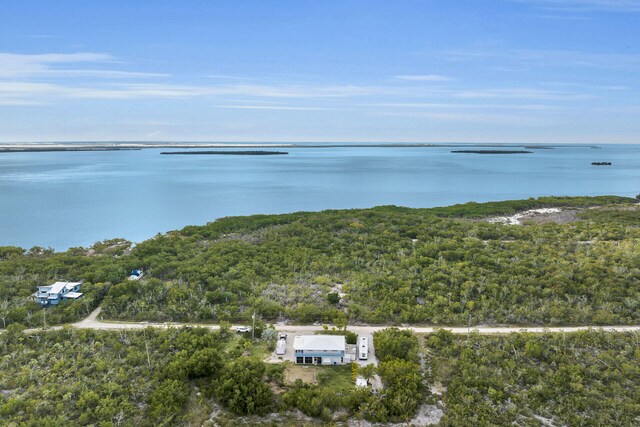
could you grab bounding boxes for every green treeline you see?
[0,326,425,425]
[372,328,424,420]
[426,195,632,217]
[427,329,640,426]
[0,240,132,328]
[0,325,277,425]
[1,327,638,425]
[100,195,640,325]
[0,195,639,328]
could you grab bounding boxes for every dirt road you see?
[36,307,637,336]
[2,307,637,335]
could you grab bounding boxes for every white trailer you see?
[359,337,368,360]
[276,338,286,355]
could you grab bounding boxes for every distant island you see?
[160,150,288,155]
[591,162,612,166]
[0,142,440,152]
[451,150,533,154]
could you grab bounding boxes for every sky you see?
[0,0,639,143]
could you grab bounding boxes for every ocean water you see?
[1,144,639,250]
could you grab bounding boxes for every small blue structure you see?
[128,269,144,280]
[33,281,83,306]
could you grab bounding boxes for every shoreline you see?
[0,143,295,152]
[0,143,438,153]
[0,142,584,152]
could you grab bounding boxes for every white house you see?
[34,281,83,306]
[293,335,347,365]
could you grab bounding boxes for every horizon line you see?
[0,140,623,146]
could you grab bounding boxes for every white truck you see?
[276,335,287,355]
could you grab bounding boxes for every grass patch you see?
[284,364,353,392]
[315,365,353,393]
[285,364,317,385]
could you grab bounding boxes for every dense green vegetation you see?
[217,357,275,415]
[0,325,291,426]
[374,327,420,363]
[0,240,132,328]
[277,327,427,424]
[99,196,640,325]
[3,326,637,425]
[0,326,215,425]
[0,195,638,328]
[0,326,423,425]
[280,328,426,423]
[1,195,637,425]
[281,365,359,422]
[427,195,633,218]
[372,328,425,421]
[426,329,640,426]
[578,206,640,225]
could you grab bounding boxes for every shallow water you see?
[1,144,638,249]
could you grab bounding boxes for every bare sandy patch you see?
[487,208,581,225]
[285,365,317,385]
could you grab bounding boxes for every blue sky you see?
[0,0,639,143]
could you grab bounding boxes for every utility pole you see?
[252,312,256,341]
[43,307,46,329]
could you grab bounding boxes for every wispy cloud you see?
[365,102,556,110]
[372,110,544,125]
[44,69,169,79]
[446,48,640,70]
[215,105,338,111]
[209,84,390,98]
[0,51,398,105]
[0,77,594,109]
[0,52,167,79]
[541,81,629,91]
[454,87,592,100]
[395,74,453,82]
[512,0,640,12]
[0,50,610,128]
[0,81,397,105]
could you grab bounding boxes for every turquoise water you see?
[1,144,639,250]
